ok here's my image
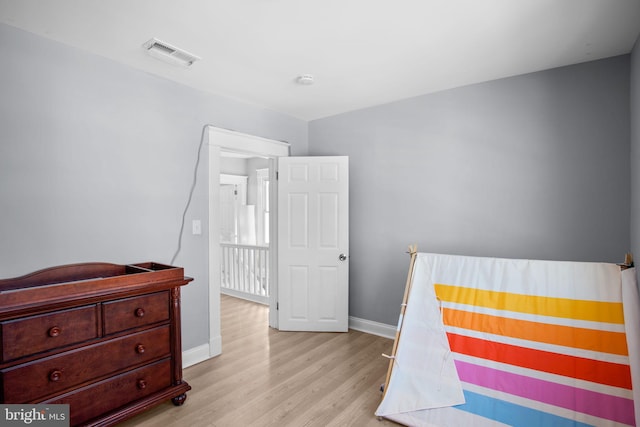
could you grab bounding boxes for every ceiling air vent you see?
[142,38,201,67]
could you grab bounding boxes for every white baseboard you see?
[182,335,222,368]
[210,334,222,358]
[349,316,396,340]
[221,288,268,305]
[182,344,210,368]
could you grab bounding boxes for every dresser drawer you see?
[48,358,171,426]
[1,305,98,362]
[1,326,170,403]
[103,291,169,335]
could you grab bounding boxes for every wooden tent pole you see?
[381,244,418,400]
[618,253,634,270]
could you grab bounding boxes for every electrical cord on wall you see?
[170,125,208,265]
[170,125,290,265]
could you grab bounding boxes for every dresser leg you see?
[172,393,188,406]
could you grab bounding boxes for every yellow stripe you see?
[434,284,625,324]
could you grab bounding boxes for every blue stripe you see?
[455,390,595,427]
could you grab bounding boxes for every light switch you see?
[192,219,202,235]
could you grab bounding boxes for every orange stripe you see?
[447,333,632,389]
[443,308,629,356]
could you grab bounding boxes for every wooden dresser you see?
[0,262,192,426]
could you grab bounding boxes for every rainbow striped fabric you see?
[377,253,640,427]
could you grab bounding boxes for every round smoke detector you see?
[296,74,314,85]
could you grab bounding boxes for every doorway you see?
[207,126,289,358]
[219,155,270,305]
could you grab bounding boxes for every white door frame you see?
[208,126,289,358]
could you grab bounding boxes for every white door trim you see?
[208,126,289,358]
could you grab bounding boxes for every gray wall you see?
[632,38,640,271]
[0,23,308,350]
[309,56,631,326]
[1,21,635,337]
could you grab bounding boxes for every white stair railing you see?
[220,243,269,304]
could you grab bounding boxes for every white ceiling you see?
[1,0,640,121]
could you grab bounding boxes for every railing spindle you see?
[220,243,270,303]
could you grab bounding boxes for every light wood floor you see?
[119,294,399,426]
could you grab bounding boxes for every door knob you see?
[339,253,348,261]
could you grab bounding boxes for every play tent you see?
[376,250,639,427]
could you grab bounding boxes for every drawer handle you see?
[135,344,146,354]
[48,326,62,337]
[134,308,146,318]
[49,369,63,382]
[137,379,147,390]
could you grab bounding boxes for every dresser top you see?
[0,262,192,318]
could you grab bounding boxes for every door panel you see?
[278,156,349,332]
[288,193,308,247]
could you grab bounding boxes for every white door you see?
[277,156,349,332]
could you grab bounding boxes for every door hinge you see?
[276,302,279,310]
[276,171,279,180]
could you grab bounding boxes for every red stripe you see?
[447,333,632,389]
